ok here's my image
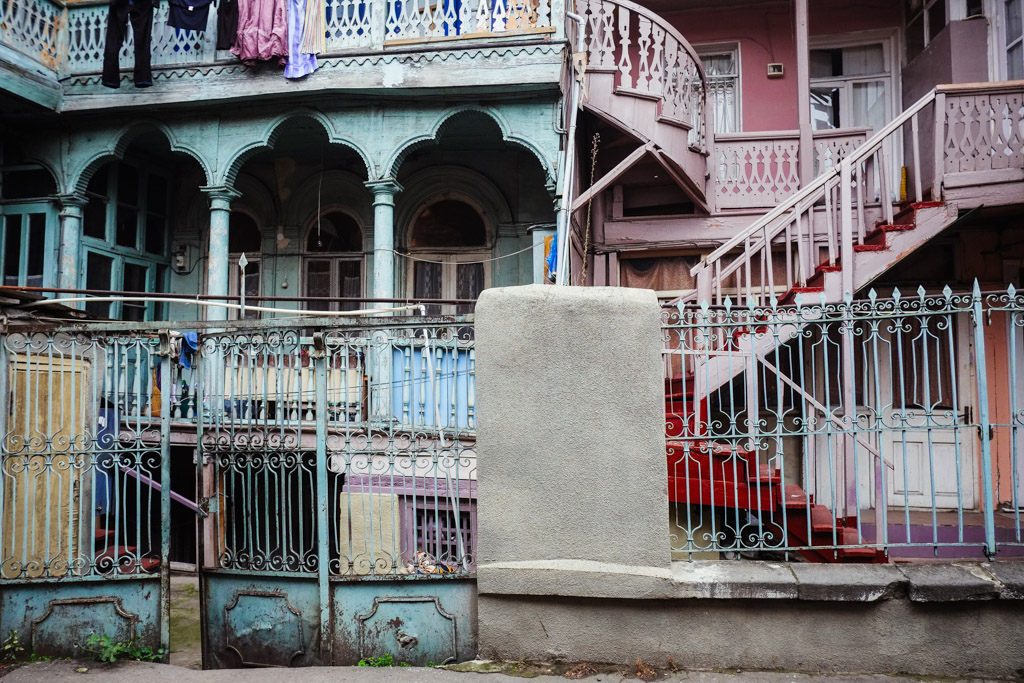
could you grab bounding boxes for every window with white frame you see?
[81,161,170,320]
[406,199,489,316]
[303,211,364,312]
[906,0,947,60]
[1007,0,1023,79]
[696,47,740,134]
[810,43,892,133]
[228,212,262,320]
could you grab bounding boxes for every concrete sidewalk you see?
[0,660,1009,683]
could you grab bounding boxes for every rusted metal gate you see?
[194,318,477,668]
[0,324,172,658]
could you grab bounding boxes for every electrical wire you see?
[392,242,536,265]
[23,296,425,317]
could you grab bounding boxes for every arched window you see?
[407,199,489,316]
[229,212,262,319]
[303,212,363,312]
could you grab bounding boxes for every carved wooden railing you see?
[714,128,870,210]
[688,82,1024,307]
[577,0,707,151]
[0,0,64,72]
[1,0,558,79]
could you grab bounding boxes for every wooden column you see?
[201,186,241,322]
[796,0,813,185]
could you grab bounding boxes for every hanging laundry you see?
[283,0,317,78]
[102,0,159,89]
[231,0,288,64]
[168,0,214,31]
[298,0,324,56]
[216,0,239,49]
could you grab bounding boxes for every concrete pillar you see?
[475,284,669,575]
[201,186,241,322]
[365,179,402,309]
[57,194,88,293]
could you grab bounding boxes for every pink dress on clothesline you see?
[232,0,288,64]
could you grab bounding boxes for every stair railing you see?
[576,0,708,152]
[687,88,941,307]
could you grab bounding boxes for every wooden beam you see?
[795,0,813,185]
[571,142,652,213]
[650,148,711,214]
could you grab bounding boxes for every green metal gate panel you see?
[0,327,172,659]
[195,319,478,668]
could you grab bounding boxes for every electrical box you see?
[173,244,192,274]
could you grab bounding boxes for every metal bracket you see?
[310,332,327,359]
[198,496,218,516]
[155,331,173,358]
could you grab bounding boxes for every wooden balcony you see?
[1,0,567,111]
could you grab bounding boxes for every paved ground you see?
[0,661,1013,683]
[169,574,202,670]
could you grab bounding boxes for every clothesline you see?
[392,243,536,265]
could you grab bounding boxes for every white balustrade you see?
[943,88,1024,174]
[577,0,707,150]
[0,0,64,72]
[383,0,553,43]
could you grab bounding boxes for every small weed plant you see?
[83,634,165,663]
[2,629,53,663]
[357,653,412,667]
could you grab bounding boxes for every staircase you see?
[656,90,971,563]
[665,377,886,563]
[577,0,710,206]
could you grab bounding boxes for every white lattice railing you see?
[1,0,557,78]
[941,84,1024,175]
[0,0,64,71]
[577,0,707,150]
[385,0,553,43]
[714,128,870,210]
[688,82,1024,308]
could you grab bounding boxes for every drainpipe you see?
[555,10,586,286]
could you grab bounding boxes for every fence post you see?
[972,280,997,558]
[312,332,332,663]
[158,338,173,660]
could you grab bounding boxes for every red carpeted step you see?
[748,464,781,485]
[781,484,809,508]
[853,242,887,252]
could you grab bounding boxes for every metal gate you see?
[0,324,172,659]
[194,318,477,668]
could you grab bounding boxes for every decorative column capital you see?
[57,194,88,217]
[200,185,242,210]
[365,178,403,205]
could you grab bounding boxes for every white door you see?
[880,314,976,510]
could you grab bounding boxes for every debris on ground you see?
[635,659,658,682]
[564,662,598,679]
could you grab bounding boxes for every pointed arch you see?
[220,111,374,187]
[383,105,556,186]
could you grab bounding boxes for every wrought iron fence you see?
[663,283,1024,561]
[0,317,477,583]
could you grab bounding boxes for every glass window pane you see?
[851,81,888,132]
[242,262,260,319]
[1009,0,1023,41]
[811,87,841,130]
[116,205,137,248]
[841,44,885,76]
[146,214,166,254]
[338,260,362,312]
[4,215,22,286]
[455,262,484,315]
[1010,42,1024,80]
[147,175,167,215]
[118,163,138,207]
[26,214,45,288]
[305,260,332,299]
[907,13,925,59]
[810,49,841,78]
[85,252,113,318]
[414,261,443,315]
[928,0,946,41]
[122,263,148,321]
[84,196,107,239]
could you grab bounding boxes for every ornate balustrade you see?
[940,83,1024,176]
[1,0,558,79]
[714,128,870,210]
[0,0,64,71]
[577,0,707,150]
